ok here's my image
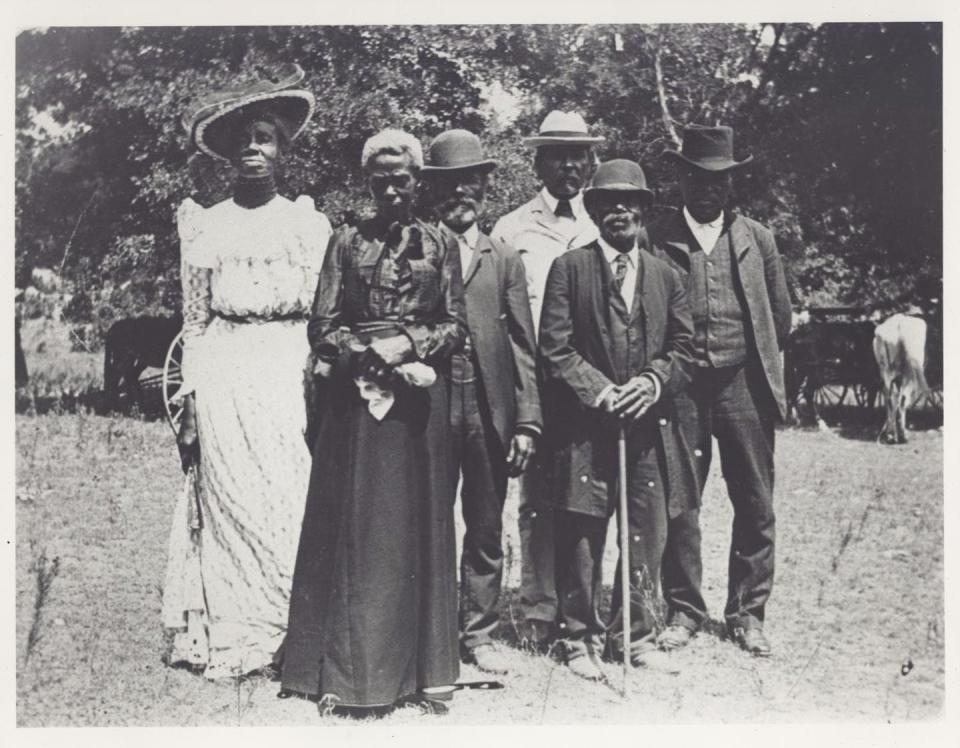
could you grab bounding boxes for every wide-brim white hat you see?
[523,110,605,148]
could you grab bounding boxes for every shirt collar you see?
[540,187,585,219]
[598,236,638,266]
[683,205,725,231]
[453,222,480,250]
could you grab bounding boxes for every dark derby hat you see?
[583,159,654,206]
[422,129,498,174]
[182,63,315,161]
[664,124,753,172]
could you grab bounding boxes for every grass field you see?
[15,409,943,726]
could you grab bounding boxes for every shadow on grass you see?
[784,404,942,443]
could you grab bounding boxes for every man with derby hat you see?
[538,159,695,680]
[491,110,602,646]
[648,124,791,657]
[422,129,542,674]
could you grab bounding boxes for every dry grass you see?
[19,318,103,396]
[15,413,943,725]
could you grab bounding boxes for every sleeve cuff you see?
[640,371,662,403]
[515,424,542,437]
[595,383,617,408]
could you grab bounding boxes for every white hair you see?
[361,128,424,173]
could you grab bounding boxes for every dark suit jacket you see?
[453,227,542,448]
[538,240,697,518]
[647,209,792,419]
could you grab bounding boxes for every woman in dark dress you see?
[281,128,467,714]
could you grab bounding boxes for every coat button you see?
[633,535,641,542]
[659,418,667,426]
[647,480,655,488]
[580,475,588,483]
[694,448,703,457]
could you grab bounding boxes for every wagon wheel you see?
[813,384,845,410]
[162,330,185,437]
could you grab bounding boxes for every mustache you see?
[438,197,479,211]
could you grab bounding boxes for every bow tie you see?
[554,198,574,219]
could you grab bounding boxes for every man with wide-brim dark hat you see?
[539,158,695,680]
[423,129,542,675]
[648,124,791,658]
[491,110,603,650]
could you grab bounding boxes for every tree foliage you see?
[15,23,942,314]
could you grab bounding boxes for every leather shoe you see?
[465,643,510,675]
[730,626,772,657]
[630,647,681,674]
[657,623,695,651]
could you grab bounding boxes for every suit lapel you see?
[659,211,694,272]
[727,213,753,262]
[589,243,618,377]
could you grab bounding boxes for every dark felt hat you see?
[583,159,654,206]
[663,124,753,172]
[422,129,498,174]
[182,64,315,161]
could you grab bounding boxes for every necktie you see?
[554,198,574,219]
[612,253,629,298]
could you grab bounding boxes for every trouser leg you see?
[457,379,509,650]
[660,383,710,629]
[554,510,606,655]
[713,362,777,630]
[607,442,668,658]
[517,462,558,623]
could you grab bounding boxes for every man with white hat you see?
[491,110,603,647]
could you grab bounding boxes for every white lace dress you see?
[161,194,332,679]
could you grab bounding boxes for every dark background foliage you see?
[15,23,942,317]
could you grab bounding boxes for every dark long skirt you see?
[280,370,459,707]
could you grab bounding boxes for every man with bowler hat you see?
[539,159,695,680]
[649,124,791,657]
[492,111,602,647]
[423,130,542,674]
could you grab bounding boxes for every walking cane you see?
[617,423,631,696]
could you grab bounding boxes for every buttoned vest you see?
[688,227,749,367]
[608,272,646,385]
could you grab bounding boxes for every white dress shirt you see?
[593,237,661,408]
[539,187,586,222]
[683,206,725,255]
[452,222,480,276]
[598,237,639,312]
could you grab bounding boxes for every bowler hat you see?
[583,159,654,206]
[523,110,605,148]
[183,64,315,161]
[663,124,753,172]
[422,129,498,174]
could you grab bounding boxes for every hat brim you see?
[421,159,498,174]
[663,150,753,172]
[584,184,654,198]
[523,136,605,148]
[192,90,315,161]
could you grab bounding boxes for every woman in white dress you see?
[161,66,332,679]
